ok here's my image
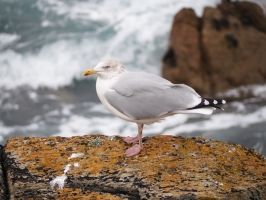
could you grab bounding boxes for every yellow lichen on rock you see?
[3,135,266,199]
[56,189,125,200]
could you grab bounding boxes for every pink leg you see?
[125,124,144,157]
[123,135,139,144]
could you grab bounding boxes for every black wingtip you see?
[205,98,226,107]
[188,98,226,110]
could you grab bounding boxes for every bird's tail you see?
[188,98,226,110]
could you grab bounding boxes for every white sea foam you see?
[54,115,126,137]
[53,102,266,139]
[0,102,19,111]
[0,0,219,89]
[0,122,39,142]
[1,95,265,145]
[88,104,111,114]
[0,40,96,89]
[230,101,246,113]
[36,0,218,22]
[220,84,266,98]
[28,91,39,102]
[164,106,266,135]
[0,33,21,49]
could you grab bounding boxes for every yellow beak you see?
[82,69,97,76]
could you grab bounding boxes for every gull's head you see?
[83,59,125,79]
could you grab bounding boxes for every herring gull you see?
[83,59,226,157]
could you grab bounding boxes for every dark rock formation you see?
[2,135,266,199]
[162,9,206,94]
[0,145,7,200]
[162,1,266,96]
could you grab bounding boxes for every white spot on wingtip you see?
[204,99,209,105]
[222,100,226,104]
[74,163,79,167]
[213,100,218,104]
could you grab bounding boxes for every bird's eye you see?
[103,66,110,69]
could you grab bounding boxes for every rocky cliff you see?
[0,135,266,199]
[162,1,266,96]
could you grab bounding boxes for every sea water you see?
[0,0,266,155]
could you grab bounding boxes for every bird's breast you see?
[96,77,119,101]
[96,77,133,121]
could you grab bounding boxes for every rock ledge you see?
[2,135,266,199]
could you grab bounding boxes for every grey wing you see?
[105,71,202,120]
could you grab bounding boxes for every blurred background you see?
[0,0,265,155]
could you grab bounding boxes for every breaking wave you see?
[0,0,219,89]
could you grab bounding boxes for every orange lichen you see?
[4,135,266,199]
[56,189,125,200]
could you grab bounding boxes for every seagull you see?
[83,59,226,157]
